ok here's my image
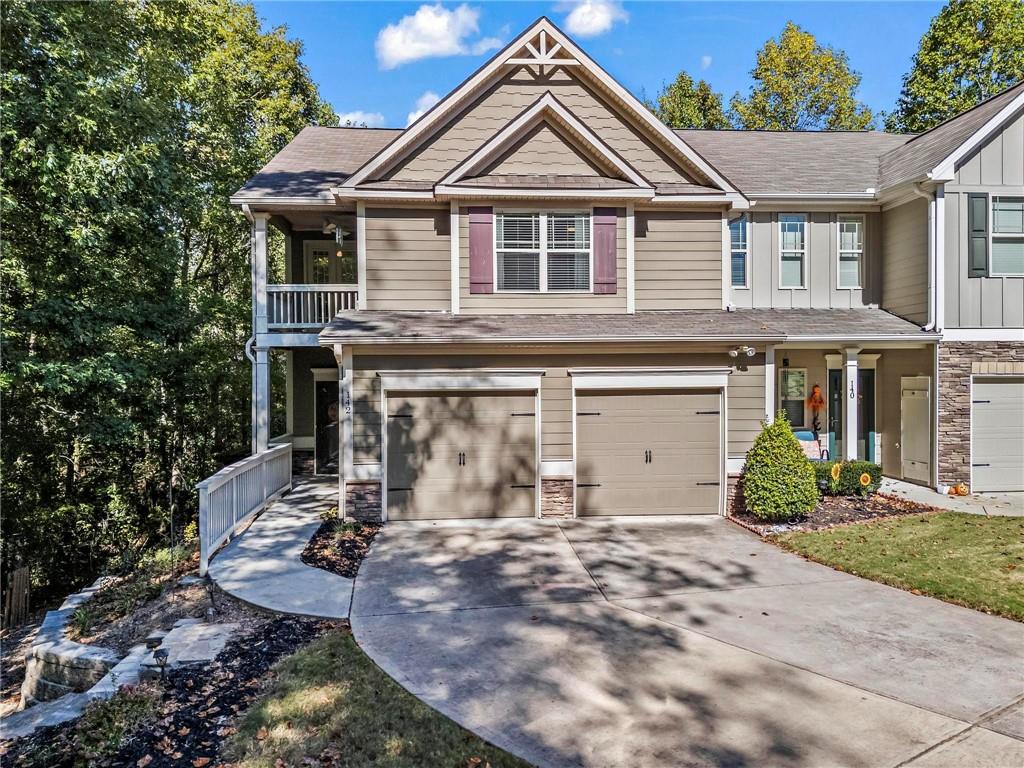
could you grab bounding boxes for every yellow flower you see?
[830,463,842,481]
[859,472,871,487]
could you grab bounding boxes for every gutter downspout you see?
[910,183,936,331]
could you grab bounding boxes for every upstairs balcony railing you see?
[267,284,358,329]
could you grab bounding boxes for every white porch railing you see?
[267,284,358,329]
[197,443,292,575]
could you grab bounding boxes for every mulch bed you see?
[2,616,338,768]
[731,492,941,536]
[301,520,381,579]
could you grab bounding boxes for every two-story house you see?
[230,17,1023,523]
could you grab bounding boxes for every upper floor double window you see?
[729,214,748,288]
[837,215,864,289]
[969,194,1024,277]
[779,214,807,288]
[774,214,864,290]
[496,211,591,291]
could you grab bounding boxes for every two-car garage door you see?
[972,378,1024,493]
[575,389,722,516]
[384,387,724,520]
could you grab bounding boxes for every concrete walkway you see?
[352,517,1024,768]
[208,478,352,619]
[881,477,1023,516]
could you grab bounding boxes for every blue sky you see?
[251,1,944,129]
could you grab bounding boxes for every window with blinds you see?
[495,211,591,291]
[837,216,864,289]
[779,214,807,289]
[729,214,748,288]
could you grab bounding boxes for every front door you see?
[828,369,875,462]
[314,380,339,474]
[303,240,352,284]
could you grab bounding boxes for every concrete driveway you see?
[351,517,1024,768]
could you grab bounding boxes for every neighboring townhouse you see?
[230,17,1023,523]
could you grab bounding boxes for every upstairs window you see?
[496,211,591,291]
[992,196,1024,276]
[837,215,864,289]
[779,214,807,288]
[729,214,748,288]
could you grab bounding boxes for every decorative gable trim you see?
[438,92,653,190]
[929,91,1024,182]
[337,17,744,201]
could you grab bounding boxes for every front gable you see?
[482,122,606,178]
[338,18,744,204]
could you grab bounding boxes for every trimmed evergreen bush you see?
[814,460,882,496]
[742,412,819,522]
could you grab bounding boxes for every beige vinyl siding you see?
[881,198,929,324]
[737,211,882,309]
[944,110,1024,328]
[350,350,766,465]
[487,122,603,177]
[364,207,451,311]
[634,210,722,310]
[386,68,699,185]
[459,204,628,313]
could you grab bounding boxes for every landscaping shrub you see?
[742,413,819,522]
[815,460,882,496]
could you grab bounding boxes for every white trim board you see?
[929,91,1024,181]
[941,328,1024,342]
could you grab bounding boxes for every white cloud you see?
[376,4,502,70]
[562,0,628,38]
[406,91,441,126]
[337,110,386,128]
[700,55,713,71]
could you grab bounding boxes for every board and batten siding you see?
[364,207,451,311]
[732,211,882,309]
[384,68,700,186]
[634,210,722,310]
[880,198,929,324]
[348,351,766,468]
[943,110,1024,329]
[458,205,627,313]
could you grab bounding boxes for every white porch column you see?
[252,213,269,335]
[356,202,367,310]
[843,347,860,461]
[253,346,270,453]
[764,345,776,422]
[334,344,354,518]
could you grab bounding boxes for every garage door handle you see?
[390,487,412,492]
[972,463,991,467]
[389,414,413,419]
[696,481,720,486]
[696,410,720,415]
[972,400,990,404]
[576,483,601,488]
[510,484,535,489]
[510,412,535,417]
[577,411,601,416]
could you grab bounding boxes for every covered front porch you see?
[769,343,936,484]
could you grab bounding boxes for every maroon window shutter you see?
[468,206,494,294]
[593,207,617,294]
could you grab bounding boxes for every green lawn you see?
[777,512,1024,621]
[225,628,531,768]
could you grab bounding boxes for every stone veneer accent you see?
[540,479,573,518]
[937,341,1024,488]
[345,481,382,522]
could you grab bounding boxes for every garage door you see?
[386,391,536,520]
[576,389,722,516]
[972,377,1024,492]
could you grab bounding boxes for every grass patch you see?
[226,628,531,768]
[777,512,1024,621]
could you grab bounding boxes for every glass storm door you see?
[828,368,875,462]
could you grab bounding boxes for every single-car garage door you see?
[576,389,722,516]
[386,391,536,520]
[972,377,1024,492]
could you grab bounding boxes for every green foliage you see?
[815,460,883,496]
[730,22,874,130]
[1,0,335,599]
[76,685,162,764]
[742,413,819,522]
[70,606,97,638]
[885,0,1024,132]
[650,70,731,129]
[182,520,199,544]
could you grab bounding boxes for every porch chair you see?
[793,430,830,462]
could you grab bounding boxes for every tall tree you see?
[730,22,874,131]
[885,0,1024,133]
[1,0,335,597]
[650,70,730,129]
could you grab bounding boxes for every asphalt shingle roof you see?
[320,308,934,345]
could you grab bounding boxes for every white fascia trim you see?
[341,18,744,200]
[439,92,650,188]
[929,93,1024,180]
[941,328,1024,342]
[540,460,574,478]
[378,370,545,391]
[783,334,941,343]
[652,194,744,207]
[349,463,382,482]
[751,192,877,200]
[435,185,654,199]
[332,188,435,200]
[321,334,786,346]
[570,368,731,390]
